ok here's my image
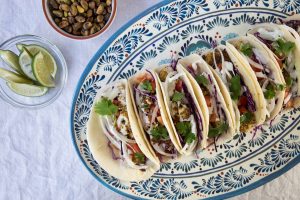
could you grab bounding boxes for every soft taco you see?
[202,44,266,132]
[86,80,160,181]
[127,70,179,162]
[228,36,286,120]
[178,54,235,145]
[248,24,300,108]
[154,63,208,155]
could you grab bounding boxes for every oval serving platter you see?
[70,0,300,199]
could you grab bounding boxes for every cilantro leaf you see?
[229,75,241,100]
[172,91,184,102]
[141,104,150,109]
[272,39,295,57]
[208,122,229,138]
[240,112,254,124]
[141,80,153,92]
[176,121,191,136]
[283,69,293,87]
[264,84,276,99]
[185,132,196,144]
[275,84,285,91]
[240,43,253,56]
[150,125,169,140]
[195,74,208,86]
[95,97,118,116]
[175,121,196,144]
[133,152,145,164]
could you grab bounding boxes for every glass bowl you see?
[0,35,67,109]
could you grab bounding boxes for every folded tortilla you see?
[178,54,235,145]
[86,80,159,181]
[153,64,208,155]
[127,70,180,162]
[228,36,285,120]
[248,23,300,108]
[202,44,266,132]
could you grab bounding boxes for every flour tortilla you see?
[153,65,208,154]
[228,36,285,120]
[178,54,235,144]
[86,80,159,181]
[226,42,267,125]
[248,24,300,103]
[127,70,181,161]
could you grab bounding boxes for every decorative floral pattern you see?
[71,0,300,199]
[192,167,255,194]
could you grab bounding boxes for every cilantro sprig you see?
[240,43,253,57]
[133,152,146,164]
[175,121,196,144]
[141,80,153,92]
[229,75,242,100]
[150,125,169,141]
[272,39,295,57]
[195,74,208,86]
[264,83,286,100]
[95,97,118,116]
[283,69,293,87]
[240,112,254,124]
[172,91,184,102]
[208,122,229,138]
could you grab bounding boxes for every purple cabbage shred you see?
[134,85,157,100]
[182,83,203,146]
[243,86,256,112]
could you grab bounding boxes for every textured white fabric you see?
[0,1,299,200]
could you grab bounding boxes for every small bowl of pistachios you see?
[42,0,116,40]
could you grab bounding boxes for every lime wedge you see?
[7,82,48,97]
[16,44,57,77]
[0,68,33,84]
[19,47,36,81]
[16,43,24,52]
[32,52,55,87]
[0,49,23,74]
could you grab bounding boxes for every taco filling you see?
[279,18,300,35]
[234,42,285,116]
[158,66,202,151]
[95,84,149,169]
[186,65,229,140]
[203,48,257,131]
[253,28,298,108]
[133,71,177,157]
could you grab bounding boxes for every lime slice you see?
[0,68,33,84]
[19,47,37,81]
[16,44,57,77]
[0,49,23,74]
[7,82,48,97]
[32,52,55,87]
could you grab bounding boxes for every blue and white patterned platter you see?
[70,0,300,199]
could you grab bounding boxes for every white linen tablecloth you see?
[0,1,299,199]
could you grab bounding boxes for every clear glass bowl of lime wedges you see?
[0,35,67,108]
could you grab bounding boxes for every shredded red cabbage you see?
[146,70,155,82]
[107,141,122,160]
[233,68,256,112]
[187,66,197,77]
[134,85,157,100]
[279,19,300,31]
[243,86,256,112]
[253,32,273,49]
[182,83,203,146]
[170,58,179,70]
